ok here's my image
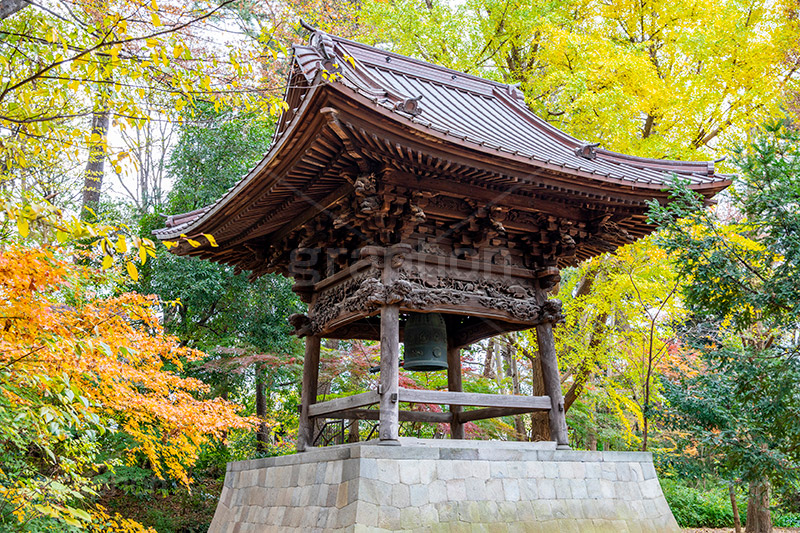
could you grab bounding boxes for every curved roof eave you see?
[320,80,732,195]
[153,74,326,241]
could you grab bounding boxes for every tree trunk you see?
[587,427,597,451]
[81,107,110,219]
[483,340,495,379]
[745,479,772,533]
[501,337,526,440]
[255,364,269,452]
[524,348,550,442]
[730,482,742,533]
[347,420,359,443]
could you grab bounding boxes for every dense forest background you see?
[3,1,800,532]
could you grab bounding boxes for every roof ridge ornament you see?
[394,95,423,116]
[300,19,335,59]
[574,142,600,160]
[299,19,316,33]
[507,82,524,100]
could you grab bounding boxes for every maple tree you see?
[358,0,800,160]
[0,245,254,530]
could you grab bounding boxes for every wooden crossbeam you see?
[322,408,452,424]
[456,407,540,424]
[307,390,380,418]
[397,388,551,410]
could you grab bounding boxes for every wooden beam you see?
[379,303,400,442]
[398,388,551,410]
[384,170,595,225]
[266,182,353,246]
[308,390,380,418]
[456,407,540,424]
[319,408,452,424]
[379,246,403,443]
[297,335,321,451]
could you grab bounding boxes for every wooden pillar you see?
[379,304,400,443]
[378,245,408,444]
[534,280,569,448]
[297,335,321,451]
[447,344,465,439]
[535,321,569,448]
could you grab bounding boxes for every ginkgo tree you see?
[524,238,686,450]
[358,0,800,160]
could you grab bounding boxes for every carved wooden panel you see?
[289,248,564,337]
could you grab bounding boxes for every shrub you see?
[661,478,741,528]
[774,512,800,528]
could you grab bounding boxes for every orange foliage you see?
[0,245,255,485]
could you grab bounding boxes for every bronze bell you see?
[403,312,448,371]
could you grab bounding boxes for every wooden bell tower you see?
[155,26,730,452]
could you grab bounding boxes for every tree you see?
[137,105,305,456]
[0,0,287,222]
[555,239,686,451]
[660,330,800,533]
[358,0,800,159]
[650,120,800,533]
[0,245,254,531]
[501,239,687,449]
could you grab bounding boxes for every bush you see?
[661,478,742,528]
[774,512,800,528]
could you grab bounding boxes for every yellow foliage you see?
[359,0,800,160]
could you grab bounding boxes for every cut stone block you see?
[208,438,680,533]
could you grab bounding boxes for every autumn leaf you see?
[126,261,139,281]
[115,234,127,254]
[17,216,29,238]
[203,233,218,247]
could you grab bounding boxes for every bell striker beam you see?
[297,335,321,451]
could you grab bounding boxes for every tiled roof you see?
[155,28,728,240]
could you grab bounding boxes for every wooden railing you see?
[307,387,551,426]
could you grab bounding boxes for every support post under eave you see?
[378,245,405,444]
[447,344,465,439]
[534,285,570,449]
[379,304,400,443]
[297,335,321,452]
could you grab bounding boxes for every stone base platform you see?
[209,438,679,532]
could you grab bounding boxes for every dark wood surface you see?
[397,388,551,409]
[307,390,380,418]
[297,335,321,451]
[447,345,465,439]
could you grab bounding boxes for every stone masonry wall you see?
[209,438,679,533]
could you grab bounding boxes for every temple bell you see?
[403,312,448,371]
